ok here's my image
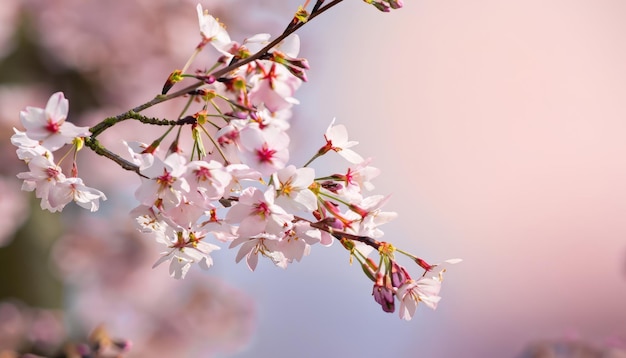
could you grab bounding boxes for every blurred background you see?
[1,0,626,357]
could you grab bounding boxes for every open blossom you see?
[152,227,221,279]
[248,63,301,112]
[58,177,107,212]
[196,4,231,53]
[344,195,397,239]
[226,187,293,238]
[11,129,49,162]
[230,232,286,271]
[185,160,232,207]
[238,126,289,177]
[343,158,380,192]
[135,153,190,210]
[124,141,156,170]
[396,275,443,320]
[275,221,321,263]
[273,165,317,212]
[321,118,364,164]
[18,92,90,152]
[16,154,105,212]
[248,35,303,112]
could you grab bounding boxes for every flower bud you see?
[415,257,434,271]
[389,260,410,288]
[372,272,395,313]
[162,69,183,94]
[388,0,403,9]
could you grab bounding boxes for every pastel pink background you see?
[232,1,626,357]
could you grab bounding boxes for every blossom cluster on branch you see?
[10,0,458,326]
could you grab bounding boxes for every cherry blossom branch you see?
[299,216,383,250]
[11,0,452,323]
[86,112,199,176]
[83,0,345,175]
[108,0,345,119]
[83,137,146,178]
[90,111,197,138]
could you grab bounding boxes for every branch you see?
[306,218,382,250]
[83,137,145,178]
[116,0,346,116]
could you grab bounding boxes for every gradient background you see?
[2,1,626,357]
[230,1,626,357]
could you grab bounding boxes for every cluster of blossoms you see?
[12,92,106,213]
[10,0,457,322]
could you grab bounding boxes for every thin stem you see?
[198,124,230,165]
[294,216,382,251]
[303,152,322,167]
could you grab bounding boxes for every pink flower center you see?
[256,143,276,164]
[253,202,271,218]
[156,169,174,189]
[45,119,60,133]
[46,166,61,180]
[195,167,212,182]
[345,168,355,185]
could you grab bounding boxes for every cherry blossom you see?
[10,129,49,161]
[372,272,395,313]
[396,275,443,320]
[274,221,321,263]
[320,118,364,164]
[248,63,302,112]
[55,177,107,212]
[185,160,232,206]
[124,141,156,170]
[152,227,221,279]
[342,158,381,192]
[248,35,304,112]
[238,126,290,177]
[229,232,286,271]
[7,1,456,329]
[18,92,90,152]
[17,154,67,212]
[135,153,190,210]
[196,4,231,53]
[225,187,293,238]
[273,165,317,212]
[16,154,105,212]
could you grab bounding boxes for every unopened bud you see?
[372,272,395,313]
[320,180,343,193]
[390,260,410,288]
[142,140,159,154]
[388,0,403,9]
[415,257,434,271]
[369,0,390,12]
[348,203,368,218]
[284,64,308,82]
[162,69,183,94]
[361,262,377,282]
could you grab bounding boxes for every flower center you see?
[256,143,276,164]
[45,119,60,133]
